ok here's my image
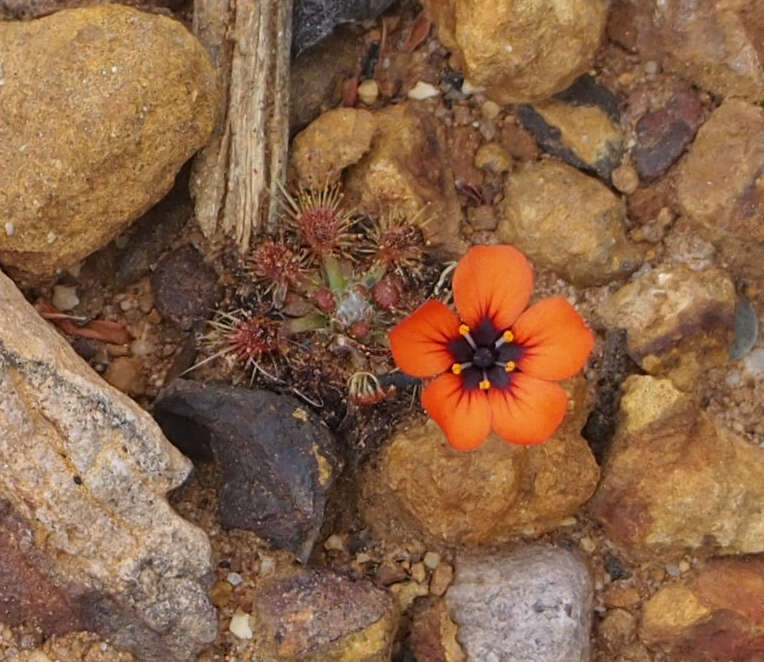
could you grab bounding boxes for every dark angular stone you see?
[554,74,622,122]
[151,245,220,331]
[154,380,343,562]
[292,0,395,57]
[633,90,705,182]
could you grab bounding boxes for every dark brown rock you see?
[151,245,220,330]
[252,569,397,661]
[409,600,465,662]
[154,380,343,562]
[633,91,705,181]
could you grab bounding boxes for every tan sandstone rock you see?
[250,569,397,662]
[676,99,764,300]
[0,269,216,662]
[608,0,764,102]
[591,375,764,556]
[422,0,608,104]
[499,159,641,285]
[290,108,377,190]
[360,377,599,547]
[344,103,467,257]
[598,265,736,391]
[641,556,764,661]
[0,5,217,276]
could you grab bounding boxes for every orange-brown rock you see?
[499,160,641,285]
[290,108,376,189]
[598,265,736,391]
[608,0,763,102]
[409,600,466,662]
[0,6,216,277]
[641,556,764,660]
[360,377,599,547]
[421,0,607,103]
[591,376,764,556]
[344,103,466,257]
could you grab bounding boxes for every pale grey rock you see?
[446,545,592,662]
[0,269,217,662]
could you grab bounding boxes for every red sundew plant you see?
[197,310,285,381]
[282,185,355,257]
[389,245,594,450]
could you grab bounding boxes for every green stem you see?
[323,254,346,292]
[287,313,328,334]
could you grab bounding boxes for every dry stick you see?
[192,0,293,251]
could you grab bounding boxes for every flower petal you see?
[452,245,533,331]
[389,300,460,378]
[422,373,492,451]
[488,373,568,445]
[512,296,594,380]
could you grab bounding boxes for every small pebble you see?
[666,564,680,577]
[678,559,691,573]
[411,561,426,584]
[4,222,14,236]
[226,572,243,586]
[611,163,639,194]
[229,609,253,640]
[356,552,372,564]
[461,78,485,95]
[423,551,441,570]
[481,100,501,119]
[357,79,379,105]
[579,536,596,553]
[408,81,440,100]
[259,556,275,575]
[210,580,233,607]
[743,348,764,380]
[391,580,429,611]
[429,561,454,597]
[52,284,79,311]
[474,142,512,173]
[323,533,346,552]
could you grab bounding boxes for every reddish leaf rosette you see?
[389,245,594,450]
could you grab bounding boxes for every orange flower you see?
[389,245,594,450]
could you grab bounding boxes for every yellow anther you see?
[505,361,516,372]
[459,324,471,336]
[478,379,491,391]
[451,363,462,375]
[503,330,514,343]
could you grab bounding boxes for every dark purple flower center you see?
[447,318,524,391]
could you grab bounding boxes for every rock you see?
[153,380,343,562]
[446,545,593,662]
[250,569,397,662]
[516,95,624,180]
[641,556,764,661]
[409,600,466,662]
[345,103,466,257]
[632,90,705,182]
[51,285,79,311]
[676,99,764,243]
[0,5,217,276]
[360,377,599,547]
[598,265,736,391]
[611,163,639,194]
[422,0,607,103]
[0,0,187,19]
[474,143,512,174]
[292,0,395,57]
[429,562,454,597]
[590,375,764,556]
[598,609,637,654]
[0,270,216,662]
[290,28,366,132]
[103,356,146,397]
[357,79,379,106]
[498,160,641,286]
[290,108,377,189]
[151,245,220,331]
[607,0,764,102]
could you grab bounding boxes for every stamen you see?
[478,378,491,391]
[451,361,472,375]
[459,323,477,350]
[494,329,515,348]
[505,360,516,372]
